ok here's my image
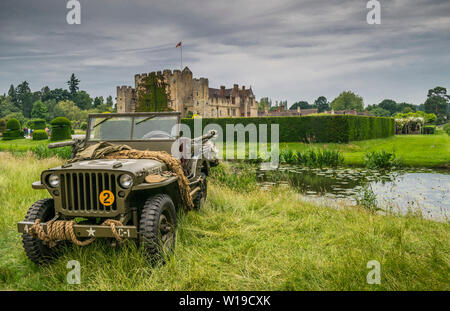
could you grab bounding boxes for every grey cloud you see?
[0,0,449,106]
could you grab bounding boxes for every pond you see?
[257,165,450,221]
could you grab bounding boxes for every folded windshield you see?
[88,115,178,141]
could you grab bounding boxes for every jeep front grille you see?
[59,171,118,215]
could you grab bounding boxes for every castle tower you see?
[116,86,135,113]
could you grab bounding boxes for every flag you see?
[176,41,182,48]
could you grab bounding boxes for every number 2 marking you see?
[99,190,115,206]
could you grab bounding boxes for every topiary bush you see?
[32,129,48,141]
[50,117,72,141]
[81,122,87,131]
[2,118,24,140]
[423,125,436,135]
[30,119,46,130]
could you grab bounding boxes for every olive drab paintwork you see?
[18,112,218,250]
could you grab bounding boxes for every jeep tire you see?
[22,199,60,265]
[139,194,177,262]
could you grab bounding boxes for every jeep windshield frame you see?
[86,112,181,142]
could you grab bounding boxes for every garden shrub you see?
[50,117,72,141]
[181,115,394,143]
[443,123,450,135]
[29,119,46,130]
[0,119,6,133]
[32,130,48,141]
[423,125,435,135]
[2,118,24,140]
[81,122,87,131]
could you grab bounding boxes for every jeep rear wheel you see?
[193,173,207,210]
[22,199,60,265]
[139,194,177,262]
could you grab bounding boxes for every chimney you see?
[220,86,225,97]
[233,84,238,92]
[242,85,246,97]
[281,105,285,112]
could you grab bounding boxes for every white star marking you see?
[87,227,96,237]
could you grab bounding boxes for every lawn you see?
[283,133,450,168]
[0,153,448,290]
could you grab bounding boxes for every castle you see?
[116,67,258,118]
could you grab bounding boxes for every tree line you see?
[0,73,115,127]
[258,87,449,124]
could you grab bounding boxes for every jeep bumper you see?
[17,221,138,239]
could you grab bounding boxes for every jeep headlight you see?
[119,174,133,189]
[48,174,60,188]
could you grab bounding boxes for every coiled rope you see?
[28,219,124,247]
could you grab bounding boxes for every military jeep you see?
[17,112,218,264]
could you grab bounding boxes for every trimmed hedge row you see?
[181,115,394,143]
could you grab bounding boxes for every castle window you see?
[232,108,236,116]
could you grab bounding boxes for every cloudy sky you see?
[0,0,449,107]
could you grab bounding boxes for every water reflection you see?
[257,166,450,220]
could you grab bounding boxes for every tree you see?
[290,101,312,110]
[67,73,80,96]
[378,99,398,115]
[53,100,87,122]
[135,73,170,112]
[258,97,272,111]
[369,107,391,117]
[314,96,329,113]
[0,97,20,118]
[425,86,450,124]
[31,100,49,120]
[41,88,71,102]
[74,90,92,110]
[330,91,364,112]
[8,85,18,109]
[106,95,114,108]
[16,81,33,118]
[93,96,104,108]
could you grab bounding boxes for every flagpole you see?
[181,44,183,70]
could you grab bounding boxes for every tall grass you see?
[0,154,449,290]
[280,148,344,168]
[364,150,401,170]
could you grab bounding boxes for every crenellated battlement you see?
[118,66,258,117]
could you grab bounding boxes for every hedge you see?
[30,119,46,130]
[2,118,24,140]
[50,117,72,141]
[423,125,435,135]
[32,130,48,140]
[181,115,395,143]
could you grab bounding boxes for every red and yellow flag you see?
[176,41,182,48]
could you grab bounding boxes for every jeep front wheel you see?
[22,199,60,265]
[139,194,177,261]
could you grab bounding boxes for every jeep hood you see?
[49,158,167,176]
